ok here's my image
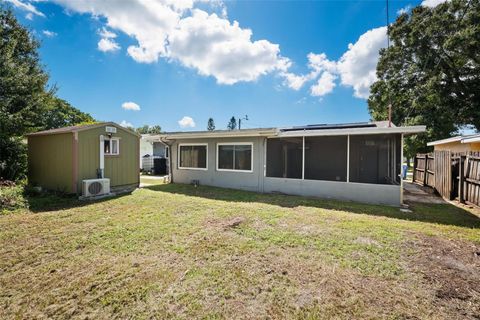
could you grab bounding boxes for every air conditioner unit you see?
[82,178,110,197]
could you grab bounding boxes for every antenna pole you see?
[386,0,392,127]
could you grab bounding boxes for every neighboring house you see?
[27,122,140,194]
[140,135,169,173]
[149,121,425,206]
[427,134,480,153]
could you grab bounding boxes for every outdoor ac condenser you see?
[82,178,110,197]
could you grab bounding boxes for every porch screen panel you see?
[304,136,347,181]
[179,145,207,169]
[266,138,302,179]
[349,134,400,185]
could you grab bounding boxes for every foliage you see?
[0,7,95,181]
[368,0,480,158]
[40,95,95,130]
[0,181,27,213]
[136,125,162,134]
[207,118,215,131]
[0,136,27,181]
[227,116,237,130]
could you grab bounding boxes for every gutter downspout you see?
[99,135,105,178]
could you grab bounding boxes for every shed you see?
[427,134,480,153]
[27,122,140,194]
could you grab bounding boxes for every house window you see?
[178,144,207,170]
[217,143,253,172]
[266,138,303,179]
[104,138,119,155]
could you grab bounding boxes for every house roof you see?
[427,134,480,146]
[149,121,425,141]
[27,122,141,137]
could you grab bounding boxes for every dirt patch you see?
[204,216,247,231]
[404,234,480,318]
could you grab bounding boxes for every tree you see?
[41,95,95,130]
[207,118,215,131]
[368,0,480,160]
[136,125,162,134]
[0,7,95,180]
[227,116,237,130]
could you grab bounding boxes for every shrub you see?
[0,181,28,213]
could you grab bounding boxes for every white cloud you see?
[98,38,120,52]
[25,12,33,20]
[42,30,57,38]
[120,120,133,128]
[121,101,141,111]
[397,5,412,15]
[282,52,336,91]
[310,72,336,97]
[6,0,45,18]
[336,26,387,99]
[178,116,195,128]
[99,27,117,39]
[51,0,289,84]
[421,0,448,7]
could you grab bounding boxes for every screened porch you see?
[266,134,402,185]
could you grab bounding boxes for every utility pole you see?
[238,115,249,130]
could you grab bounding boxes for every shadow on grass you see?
[145,183,480,229]
[25,192,132,213]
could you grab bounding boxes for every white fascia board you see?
[278,125,426,138]
[461,135,480,144]
[151,129,278,140]
[427,136,463,146]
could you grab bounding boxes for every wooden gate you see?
[434,151,452,199]
[460,152,480,206]
[413,153,435,188]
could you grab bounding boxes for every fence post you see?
[413,155,417,183]
[459,155,465,204]
[423,154,428,186]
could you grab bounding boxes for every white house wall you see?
[170,135,403,206]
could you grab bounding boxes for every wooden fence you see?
[413,151,480,207]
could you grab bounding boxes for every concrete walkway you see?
[403,181,446,204]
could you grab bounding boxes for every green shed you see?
[27,122,140,195]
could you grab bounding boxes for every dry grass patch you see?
[1,184,480,319]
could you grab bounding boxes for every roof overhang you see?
[427,134,480,146]
[149,125,425,141]
[461,134,480,144]
[277,125,426,138]
[148,128,278,140]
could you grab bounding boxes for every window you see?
[266,138,303,178]
[217,143,253,172]
[305,136,347,181]
[178,144,207,170]
[104,138,119,155]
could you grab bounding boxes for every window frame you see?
[216,142,254,173]
[104,137,120,156]
[177,143,208,171]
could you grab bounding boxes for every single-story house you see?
[427,134,480,153]
[27,122,140,194]
[149,121,425,206]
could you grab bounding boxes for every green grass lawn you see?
[1,184,479,319]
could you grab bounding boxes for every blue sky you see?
[7,0,439,131]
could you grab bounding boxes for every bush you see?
[0,136,28,182]
[0,180,28,213]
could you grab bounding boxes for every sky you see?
[6,0,446,131]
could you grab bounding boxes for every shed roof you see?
[27,122,141,137]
